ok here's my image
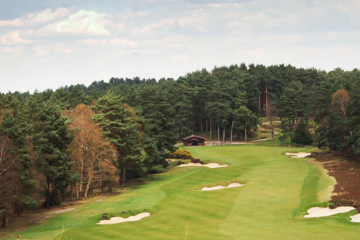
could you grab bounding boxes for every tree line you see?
[1,63,360,228]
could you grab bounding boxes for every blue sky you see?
[0,0,359,93]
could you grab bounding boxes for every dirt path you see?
[312,152,360,211]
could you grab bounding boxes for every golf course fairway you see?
[6,145,360,240]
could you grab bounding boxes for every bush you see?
[148,165,167,173]
[293,120,313,145]
[191,159,204,164]
[171,149,193,159]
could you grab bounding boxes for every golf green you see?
[7,145,360,239]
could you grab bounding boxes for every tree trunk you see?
[222,129,225,143]
[217,123,220,142]
[2,215,8,228]
[259,95,261,112]
[89,184,93,196]
[15,206,21,217]
[102,180,105,193]
[62,191,66,201]
[201,120,203,136]
[123,169,126,186]
[109,180,113,192]
[119,170,123,186]
[245,119,247,143]
[206,119,208,133]
[84,176,91,199]
[270,118,274,143]
[266,85,268,117]
[295,111,298,126]
[46,176,51,209]
[119,169,126,186]
[231,120,234,144]
[350,130,355,151]
[70,185,74,201]
[210,119,212,141]
[314,122,317,145]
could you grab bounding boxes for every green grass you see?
[4,145,360,240]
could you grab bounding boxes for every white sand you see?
[350,214,360,222]
[97,212,150,225]
[177,162,228,168]
[285,152,312,158]
[51,208,76,214]
[199,183,244,191]
[303,206,355,218]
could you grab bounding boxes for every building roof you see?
[182,135,206,141]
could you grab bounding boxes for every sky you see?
[0,0,359,93]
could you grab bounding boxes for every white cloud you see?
[0,8,69,27]
[33,45,50,56]
[238,50,265,58]
[178,10,209,33]
[77,39,108,46]
[0,47,20,54]
[259,33,302,43]
[0,18,23,27]
[209,3,224,8]
[209,3,242,8]
[167,43,182,48]
[132,19,174,36]
[172,54,188,61]
[38,10,110,35]
[23,30,34,36]
[331,46,350,54]
[33,44,72,55]
[54,44,73,54]
[0,31,32,45]
[142,35,187,47]
[116,10,147,19]
[110,38,138,47]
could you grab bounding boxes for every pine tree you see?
[33,103,74,208]
[278,89,296,144]
[348,70,360,154]
[92,93,143,186]
[134,85,177,173]
[1,110,37,214]
[293,120,313,145]
[277,82,305,145]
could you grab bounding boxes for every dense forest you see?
[1,63,360,227]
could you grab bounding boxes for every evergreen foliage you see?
[92,93,143,185]
[33,103,73,208]
[293,120,313,145]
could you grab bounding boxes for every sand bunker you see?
[303,206,355,218]
[199,183,244,191]
[285,152,311,158]
[177,162,228,168]
[51,208,76,214]
[350,214,360,223]
[97,212,150,225]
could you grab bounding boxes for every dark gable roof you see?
[183,135,206,141]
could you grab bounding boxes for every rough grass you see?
[4,145,360,240]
